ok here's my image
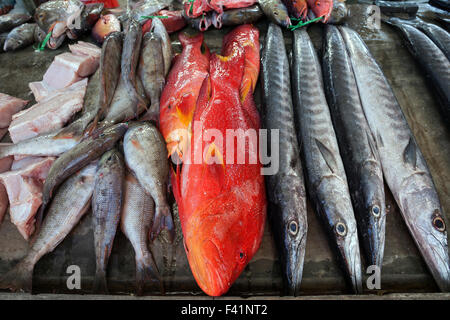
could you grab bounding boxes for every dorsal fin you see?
[315,139,338,174]
[403,137,417,169]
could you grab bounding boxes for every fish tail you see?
[135,252,164,296]
[151,205,174,242]
[92,269,109,294]
[0,258,35,293]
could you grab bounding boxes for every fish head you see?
[183,183,265,296]
[318,177,363,293]
[271,176,307,296]
[47,33,66,49]
[3,36,22,51]
[307,0,334,22]
[98,148,123,169]
[328,1,348,24]
[92,14,121,44]
[400,181,450,292]
[271,3,291,27]
[34,0,84,35]
[359,162,386,268]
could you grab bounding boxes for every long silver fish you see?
[92,148,125,294]
[292,28,363,293]
[339,25,450,292]
[0,163,96,293]
[384,19,450,122]
[322,25,386,268]
[123,122,173,240]
[121,173,163,295]
[261,23,307,296]
[151,18,172,77]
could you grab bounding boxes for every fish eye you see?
[335,222,347,236]
[432,216,446,232]
[288,221,298,236]
[239,251,245,262]
[371,205,380,218]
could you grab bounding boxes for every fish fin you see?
[366,129,378,160]
[135,252,164,296]
[403,137,417,169]
[0,258,35,293]
[376,132,384,148]
[151,205,174,243]
[315,139,338,174]
[31,204,46,244]
[92,269,109,294]
[83,116,99,138]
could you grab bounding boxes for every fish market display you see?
[37,123,128,232]
[0,93,28,140]
[322,25,386,268]
[339,26,450,292]
[92,149,125,294]
[0,163,97,293]
[92,14,121,44]
[292,29,362,293]
[385,19,450,122]
[0,157,54,240]
[258,0,291,27]
[173,25,266,296]
[159,32,210,161]
[261,23,307,295]
[138,32,165,121]
[121,173,162,295]
[3,22,36,51]
[123,122,173,240]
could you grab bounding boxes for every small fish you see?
[0,163,97,293]
[92,14,121,44]
[92,149,125,294]
[261,23,307,296]
[258,0,291,27]
[322,25,386,268]
[211,4,263,28]
[292,28,363,293]
[36,123,128,234]
[282,0,308,20]
[138,32,165,122]
[0,13,31,33]
[121,18,147,110]
[123,122,173,240]
[3,22,36,51]
[98,32,123,123]
[121,173,163,295]
[151,18,172,76]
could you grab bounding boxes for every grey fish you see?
[292,28,363,293]
[121,18,147,110]
[373,0,419,15]
[99,31,124,123]
[121,173,163,295]
[139,32,165,122]
[36,123,128,234]
[322,25,386,268]
[339,26,450,292]
[151,18,172,76]
[0,13,31,33]
[261,23,307,296]
[92,148,125,294]
[384,19,450,122]
[258,0,291,27]
[130,0,170,24]
[0,163,96,293]
[3,22,36,51]
[123,122,173,240]
[211,4,264,28]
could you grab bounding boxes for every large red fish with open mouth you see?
[172,26,266,297]
[159,32,210,162]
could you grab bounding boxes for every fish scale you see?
[322,25,386,268]
[261,23,307,296]
[339,26,450,292]
[292,28,362,293]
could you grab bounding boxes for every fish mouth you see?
[285,233,306,296]
[339,226,363,293]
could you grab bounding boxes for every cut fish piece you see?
[0,157,54,240]
[11,156,47,171]
[9,79,88,143]
[42,61,83,90]
[54,52,100,78]
[0,155,13,225]
[69,41,101,59]
[0,93,28,129]
[28,81,52,102]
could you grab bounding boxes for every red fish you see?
[142,10,187,35]
[282,0,308,20]
[184,0,212,18]
[175,40,266,297]
[307,0,333,22]
[208,0,257,13]
[222,24,260,127]
[159,32,210,161]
